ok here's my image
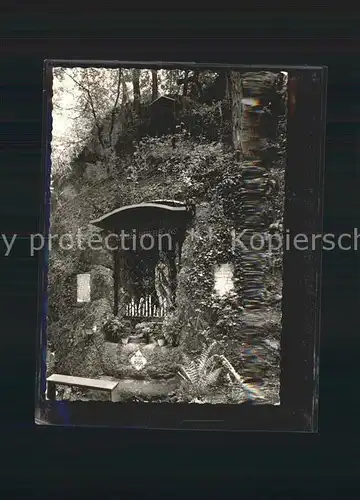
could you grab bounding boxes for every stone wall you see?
[102,342,182,380]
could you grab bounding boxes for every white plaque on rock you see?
[214,263,235,297]
[129,350,148,371]
[76,273,91,303]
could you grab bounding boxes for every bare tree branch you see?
[63,70,105,150]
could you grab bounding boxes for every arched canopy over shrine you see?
[90,200,192,233]
[90,200,194,321]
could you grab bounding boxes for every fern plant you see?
[178,341,222,401]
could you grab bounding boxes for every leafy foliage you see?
[177,341,222,401]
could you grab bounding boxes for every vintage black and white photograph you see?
[44,63,289,406]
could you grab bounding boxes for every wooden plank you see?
[47,374,118,391]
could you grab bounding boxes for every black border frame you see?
[35,59,327,432]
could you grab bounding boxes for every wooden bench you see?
[46,374,119,402]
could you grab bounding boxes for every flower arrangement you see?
[103,316,128,342]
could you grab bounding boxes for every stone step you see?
[111,377,179,401]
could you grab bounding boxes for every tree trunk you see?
[230,71,284,310]
[151,69,158,102]
[108,68,122,147]
[225,72,231,100]
[182,69,189,97]
[240,71,279,157]
[229,72,242,156]
[121,73,129,106]
[132,68,141,113]
[189,70,202,100]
